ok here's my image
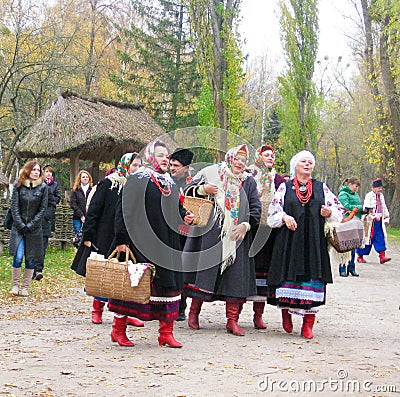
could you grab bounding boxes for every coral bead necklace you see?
[150,173,172,197]
[293,177,312,204]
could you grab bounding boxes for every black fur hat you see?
[372,178,383,188]
[170,148,194,166]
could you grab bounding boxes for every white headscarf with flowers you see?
[195,144,249,273]
[136,139,174,187]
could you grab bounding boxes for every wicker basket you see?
[327,218,364,253]
[183,186,214,227]
[85,248,152,303]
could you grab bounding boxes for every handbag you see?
[325,209,365,253]
[85,247,154,304]
[72,227,83,248]
[183,186,214,227]
[4,207,13,230]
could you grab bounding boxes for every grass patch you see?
[0,246,84,304]
[387,227,400,243]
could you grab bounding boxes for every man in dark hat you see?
[169,148,194,321]
[169,148,194,190]
[356,178,391,264]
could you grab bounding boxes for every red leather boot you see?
[301,314,316,339]
[110,316,135,347]
[253,302,267,329]
[357,255,366,263]
[281,309,293,333]
[127,317,144,327]
[188,297,203,330]
[92,299,105,324]
[226,301,245,336]
[379,251,391,264]
[158,321,183,348]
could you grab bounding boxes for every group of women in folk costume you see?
[77,137,343,349]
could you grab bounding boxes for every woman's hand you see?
[184,211,195,225]
[320,205,332,218]
[283,215,297,231]
[83,241,92,248]
[116,244,128,253]
[203,183,219,195]
[81,216,85,223]
[230,224,247,241]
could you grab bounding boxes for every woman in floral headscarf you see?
[71,153,144,326]
[183,145,261,336]
[107,140,194,348]
[247,145,286,330]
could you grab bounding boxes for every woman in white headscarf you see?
[267,150,342,339]
[108,140,194,348]
[183,144,262,336]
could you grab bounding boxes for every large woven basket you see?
[85,248,152,303]
[327,218,364,253]
[183,186,214,227]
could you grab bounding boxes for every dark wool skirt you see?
[183,283,245,303]
[108,283,180,322]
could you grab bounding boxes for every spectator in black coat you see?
[33,165,61,280]
[9,161,48,296]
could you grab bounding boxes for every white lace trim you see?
[278,307,319,317]
[276,287,325,302]
[149,295,181,303]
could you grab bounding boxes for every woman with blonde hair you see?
[69,170,93,235]
[9,160,48,296]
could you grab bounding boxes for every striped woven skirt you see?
[267,279,326,315]
[108,283,180,322]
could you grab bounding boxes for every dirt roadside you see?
[1,244,399,397]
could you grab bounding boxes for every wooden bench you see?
[49,237,71,250]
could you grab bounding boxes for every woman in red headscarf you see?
[247,145,286,329]
[183,144,261,336]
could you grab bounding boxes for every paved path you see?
[1,245,399,397]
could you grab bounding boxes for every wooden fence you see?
[0,199,75,255]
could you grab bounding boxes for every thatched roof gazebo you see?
[16,91,163,186]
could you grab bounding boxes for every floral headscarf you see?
[253,145,276,193]
[117,153,136,178]
[217,144,249,222]
[142,140,163,172]
[136,139,174,187]
[108,153,136,193]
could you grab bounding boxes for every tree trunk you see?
[360,0,389,177]
[379,13,400,225]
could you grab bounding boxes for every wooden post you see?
[70,153,80,188]
[91,162,100,185]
